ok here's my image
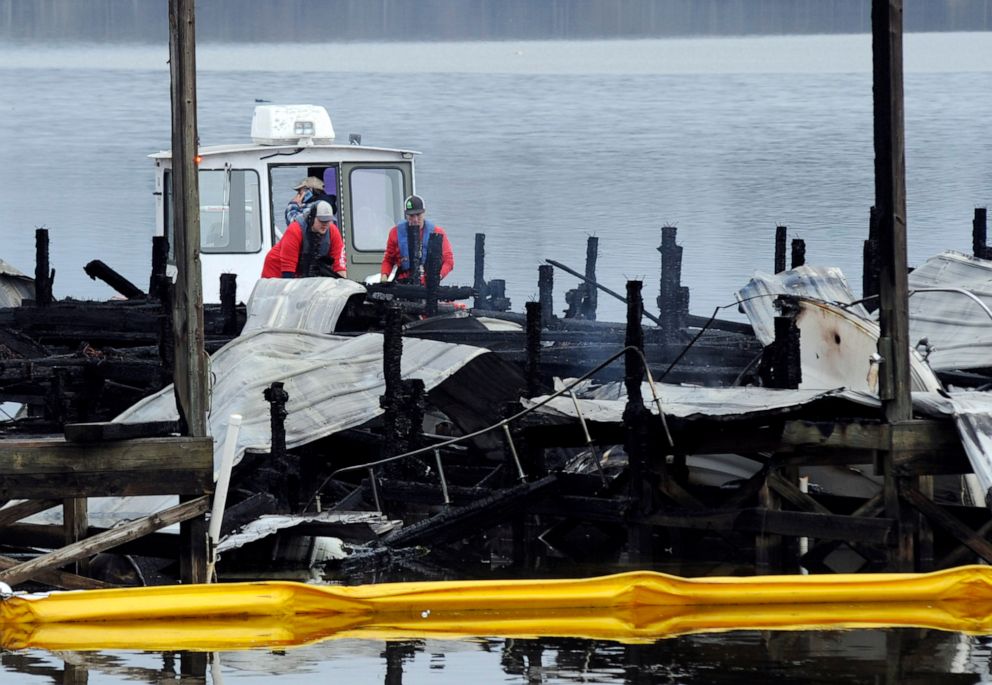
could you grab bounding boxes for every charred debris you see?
[3,210,992,584]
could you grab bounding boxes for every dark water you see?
[3,628,992,683]
[2,34,992,681]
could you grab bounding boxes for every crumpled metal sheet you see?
[906,251,992,372]
[736,265,870,345]
[217,511,401,554]
[736,267,940,392]
[938,391,992,505]
[115,328,488,474]
[0,258,34,308]
[524,382,878,423]
[242,277,367,335]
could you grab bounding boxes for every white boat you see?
[150,104,417,301]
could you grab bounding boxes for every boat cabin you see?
[151,104,417,301]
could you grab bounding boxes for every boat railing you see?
[309,345,674,513]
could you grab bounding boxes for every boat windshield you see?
[164,169,263,255]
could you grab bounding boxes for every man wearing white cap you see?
[262,200,347,279]
[380,194,454,283]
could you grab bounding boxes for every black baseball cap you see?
[404,195,426,216]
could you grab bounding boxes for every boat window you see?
[269,165,339,244]
[350,167,404,252]
[165,169,262,254]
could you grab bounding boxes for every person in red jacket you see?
[380,195,454,283]
[262,200,347,279]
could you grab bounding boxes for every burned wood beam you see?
[538,264,554,326]
[974,207,990,260]
[149,235,169,300]
[525,301,541,398]
[84,260,146,300]
[378,474,558,548]
[791,238,806,269]
[0,499,60,527]
[657,226,688,340]
[0,554,114,590]
[34,227,53,306]
[638,508,895,544]
[220,273,238,335]
[264,382,289,462]
[473,233,487,310]
[425,231,443,317]
[774,225,787,274]
[0,495,210,587]
[582,236,599,320]
[64,420,178,443]
[863,206,881,313]
[0,436,213,499]
[902,486,992,564]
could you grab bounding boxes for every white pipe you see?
[208,414,243,548]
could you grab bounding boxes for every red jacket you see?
[380,223,454,281]
[262,220,346,278]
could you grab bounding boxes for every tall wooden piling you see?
[872,0,915,571]
[170,0,209,584]
[657,226,688,340]
[582,236,599,320]
[473,233,487,310]
[168,0,208,440]
[973,208,989,259]
[538,264,554,326]
[623,280,652,563]
[774,226,788,274]
[525,301,541,398]
[34,228,53,306]
[425,232,443,317]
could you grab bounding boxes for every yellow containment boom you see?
[6,566,992,651]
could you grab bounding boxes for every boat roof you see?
[149,142,420,161]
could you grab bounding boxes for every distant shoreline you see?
[0,0,989,43]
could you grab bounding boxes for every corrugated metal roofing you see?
[242,277,366,334]
[737,265,870,345]
[906,251,992,372]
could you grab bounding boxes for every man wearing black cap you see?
[380,194,454,283]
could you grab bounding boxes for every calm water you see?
[1,35,991,321]
[2,33,992,681]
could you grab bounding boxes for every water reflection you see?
[2,629,989,684]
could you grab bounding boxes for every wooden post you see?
[34,228,53,306]
[424,232,442,317]
[473,233,486,310]
[538,264,554,326]
[488,279,507,311]
[623,280,652,563]
[525,301,541,398]
[63,497,88,577]
[582,236,599,320]
[872,0,914,571]
[791,238,806,269]
[758,297,802,389]
[974,207,989,260]
[405,224,422,284]
[168,0,208,438]
[149,234,169,300]
[220,273,238,335]
[657,226,688,340]
[774,225,787,274]
[264,382,289,462]
[170,0,208,585]
[381,303,403,468]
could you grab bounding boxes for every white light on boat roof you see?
[250,104,335,146]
